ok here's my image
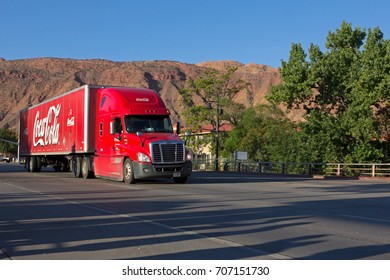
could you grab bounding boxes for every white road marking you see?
[340,214,390,224]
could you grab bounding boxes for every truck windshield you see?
[124,115,173,133]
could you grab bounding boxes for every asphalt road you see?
[0,162,389,260]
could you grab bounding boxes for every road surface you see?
[0,163,389,259]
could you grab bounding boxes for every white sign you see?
[235,151,248,160]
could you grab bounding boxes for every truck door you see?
[110,116,125,178]
[94,115,122,179]
[94,116,110,178]
[101,116,124,179]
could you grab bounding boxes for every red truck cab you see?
[92,87,192,183]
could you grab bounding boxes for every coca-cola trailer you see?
[19,85,192,184]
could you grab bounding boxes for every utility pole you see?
[214,99,220,171]
[208,100,221,172]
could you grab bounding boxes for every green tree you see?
[181,66,249,159]
[268,22,390,163]
[224,104,299,162]
[0,128,18,156]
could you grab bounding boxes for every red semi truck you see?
[19,85,192,183]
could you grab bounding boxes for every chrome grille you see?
[151,142,185,163]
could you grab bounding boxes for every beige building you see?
[180,123,233,170]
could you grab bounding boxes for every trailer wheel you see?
[28,156,37,172]
[123,158,135,184]
[36,157,42,172]
[25,157,30,171]
[73,157,82,178]
[82,157,93,179]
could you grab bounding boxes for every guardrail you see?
[192,159,390,178]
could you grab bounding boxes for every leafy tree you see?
[0,128,18,156]
[224,104,299,162]
[180,66,249,158]
[268,22,390,163]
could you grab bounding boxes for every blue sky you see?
[1,0,389,68]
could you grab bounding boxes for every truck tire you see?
[28,157,37,172]
[173,177,188,184]
[25,157,30,171]
[73,157,82,178]
[36,156,42,172]
[123,158,135,184]
[82,157,93,179]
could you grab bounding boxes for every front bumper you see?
[132,161,192,180]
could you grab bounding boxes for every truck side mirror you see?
[176,122,181,135]
[136,132,144,147]
[110,121,115,135]
[184,131,191,145]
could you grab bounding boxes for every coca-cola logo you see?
[136,98,149,102]
[33,104,61,147]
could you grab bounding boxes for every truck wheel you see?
[25,157,30,171]
[36,157,42,172]
[28,157,37,172]
[173,177,188,184]
[82,157,93,179]
[123,158,135,184]
[73,157,82,178]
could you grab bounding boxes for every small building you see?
[180,123,233,170]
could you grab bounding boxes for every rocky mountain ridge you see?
[0,57,288,130]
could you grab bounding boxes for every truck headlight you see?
[185,149,192,161]
[137,152,151,163]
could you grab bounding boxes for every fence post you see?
[307,163,312,175]
[337,164,341,176]
[372,164,376,177]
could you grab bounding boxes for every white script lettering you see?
[136,98,149,102]
[33,104,61,147]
